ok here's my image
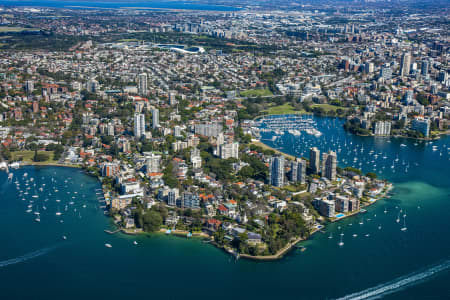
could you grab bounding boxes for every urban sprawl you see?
[0,1,447,258]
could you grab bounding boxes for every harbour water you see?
[0,0,241,11]
[1,116,449,299]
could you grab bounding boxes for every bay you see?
[0,116,449,299]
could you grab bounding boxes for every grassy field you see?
[0,26,39,33]
[263,103,307,115]
[118,38,139,42]
[310,103,347,112]
[11,150,55,163]
[240,88,273,97]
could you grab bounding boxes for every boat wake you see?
[0,245,61,268]
[335,259,450,300]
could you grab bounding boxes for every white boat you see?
[55,212,62,216]
[338,233,344,247]
[401,216,407,231]
[105,243,112,248]
[35,217,41,222]
[133,241,138,245]
[62,236,67,240]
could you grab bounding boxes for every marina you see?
[0,116,449,299]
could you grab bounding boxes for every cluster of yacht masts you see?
[9,170,139,249]
[262,118,449,174]
[326,206,411,248]
[12,171,89,240]
[256,115,322,137]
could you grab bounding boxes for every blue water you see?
[0,0,241,11]
[0,116,449,299]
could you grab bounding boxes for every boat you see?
[35,217,41,222]
[338,233,344,247]
[105,243,112,248]
[359,209,367,214]
[55,212,62,216]
[401,216,407,231]
[62,236,67,240]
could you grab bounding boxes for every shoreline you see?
[349,130,450,141]
[5,160,392,262]
[25,162,82,168]
[240,184,392,261]
[251,140,297,160]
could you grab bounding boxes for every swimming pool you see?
[335,213,345,218]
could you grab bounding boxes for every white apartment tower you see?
[134,113,145,138]
[138,73,148,96]
[152,108,159,129]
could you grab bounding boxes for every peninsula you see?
[0,2,446,259]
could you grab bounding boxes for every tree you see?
[142,211,163,232]
[163,162,178,188]
[46,144,64,160]
[33,150,49,162]
[238,166,255,179]
[1,146,11,161]
[366,172,377,180]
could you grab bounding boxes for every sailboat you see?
[396,210,401,223]
[338,233,344,247]
[401,216,407,231]
[35,207,41,222]
[328,232,333,239]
